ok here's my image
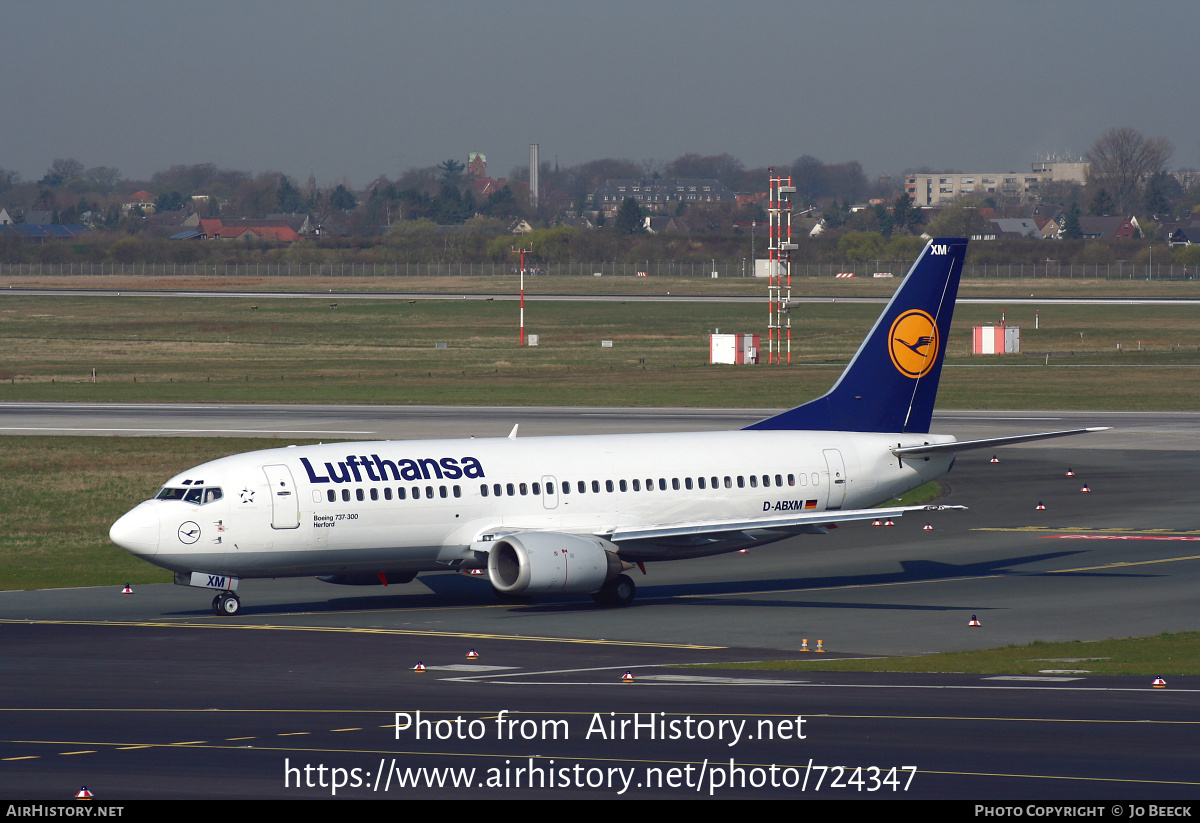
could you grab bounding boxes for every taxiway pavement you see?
[1,406,1198,799]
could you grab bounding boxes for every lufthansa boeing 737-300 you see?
[110,238,1106,615]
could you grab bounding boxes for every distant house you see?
[644,215,689,234]
[1078,215,1139,241]
[196,218,301,241]
[1168,224,1200,246]
[0,208,11,225]
[587,178,736,217]
[507,218,533,235]
[122,190,156,214]
[0,223,91,242]
[554,214,595,230]
[989,218,1042,239]
[794,217,825,238]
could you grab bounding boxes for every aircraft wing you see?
[604,503,966,543]
[891,427,1110,457]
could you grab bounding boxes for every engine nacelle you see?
[487,532,622,595]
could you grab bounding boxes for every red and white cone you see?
[621,671,635,683]
[1080,484,1091,493]
[1036,502,1046,510]
[466,649,479,660]
[923,523,933,531]
[1152,677,1166,688]
[121,584,133,594]
[1065,469,1075,477]
[872,519,883,527]
[74,787,93,799]
[968,615,981,627]
[413,662,426,673]
[989,455,999,464]
[884,519,895,527]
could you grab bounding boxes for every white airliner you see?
[110,238,1105,615]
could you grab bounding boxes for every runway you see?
[2,406,1199,798]
[3,401,1200,449]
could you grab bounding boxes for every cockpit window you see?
[156,486,223,505]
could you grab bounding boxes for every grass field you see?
[0,436,320,591]
[698,632,1200,676]
[2,290,1199,408]
[6,271,1200,299]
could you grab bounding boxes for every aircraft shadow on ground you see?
[162,548,1161,617]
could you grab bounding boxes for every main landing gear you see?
[212,591,241,615]
[591,573,636,607]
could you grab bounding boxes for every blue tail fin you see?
[746,237,967,434]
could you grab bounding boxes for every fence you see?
[0,260,1194,280]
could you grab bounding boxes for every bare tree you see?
[1086,127,1173,213]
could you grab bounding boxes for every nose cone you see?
[110,503,160,558]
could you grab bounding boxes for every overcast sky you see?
[4,0,1197,187]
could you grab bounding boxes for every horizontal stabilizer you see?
[891,427,1110,457]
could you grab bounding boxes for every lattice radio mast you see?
[767,169,796,364]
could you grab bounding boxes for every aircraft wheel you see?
[213,592,241,615]
[592,574,635,607]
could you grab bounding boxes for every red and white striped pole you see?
[513,246,531,346]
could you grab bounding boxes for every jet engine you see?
[487,532,623,595]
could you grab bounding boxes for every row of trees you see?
[2,128,1195,247]
[5,217,1199,269]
